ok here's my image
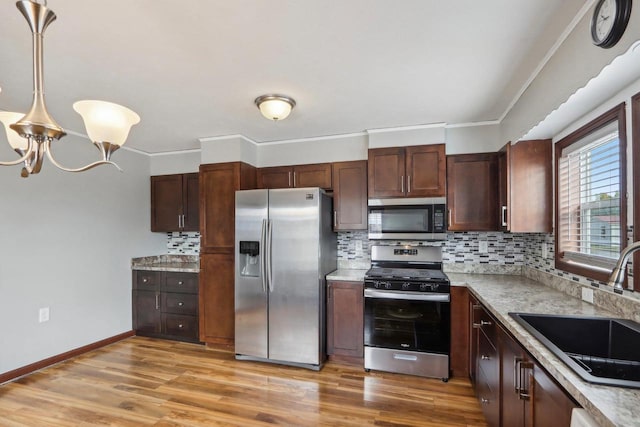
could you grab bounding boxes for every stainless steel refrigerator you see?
[234,187,337,370]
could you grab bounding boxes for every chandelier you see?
[0,0,140,178]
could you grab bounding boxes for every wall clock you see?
[591,0,633,48]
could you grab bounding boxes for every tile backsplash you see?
[167,232,200,255]
[337,231,526,269]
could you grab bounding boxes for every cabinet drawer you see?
[476,367,500,427]
[163,293,198,315]
[478,328,499,384]
[163,314,198,339]
[473,305,497,345]
[163,272,198,293]
[133,271,162,290]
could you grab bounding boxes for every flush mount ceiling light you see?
[0,0,140,178]
[254,94,296,121]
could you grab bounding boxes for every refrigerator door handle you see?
[267,219,274,292]
[260,219,268,293]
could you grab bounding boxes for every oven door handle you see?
[364,289,450,302]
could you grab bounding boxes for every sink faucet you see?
[608,241,640,294]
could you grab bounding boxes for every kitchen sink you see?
[509,313,640,389]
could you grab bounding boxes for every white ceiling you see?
[0,0,587,154]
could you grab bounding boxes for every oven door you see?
[364,289,450,354]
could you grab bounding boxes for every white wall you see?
[368,126,445,149]
[0,136,165,374]
[150,150,201,175]
[258,133,367,167]
[502,2,640,145]
[445,124,502,154]
[200,135,258,166]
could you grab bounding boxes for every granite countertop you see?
[131,255,199,273]
[448,272,639,427]
[326,269,368,282]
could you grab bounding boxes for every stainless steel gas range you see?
[364,245,450,381]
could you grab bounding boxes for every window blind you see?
[557,125,621,270]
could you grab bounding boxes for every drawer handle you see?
[393,354,418,361]
[178,324,184,329]
[178,302,184,306]
[481,398,490,405]
[473,320,492,328]
[178,281,184,285]
[481,355,490,360]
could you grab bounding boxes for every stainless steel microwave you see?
[368,197,447,240]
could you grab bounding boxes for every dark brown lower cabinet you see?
[326,280,364,363]
[450,286,470,378]
[132,271,200,343]
[500,327,577,427]
[199,251,235,346]
[470,296,578,427]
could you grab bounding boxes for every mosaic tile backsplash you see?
[337,231,526,269]
[167,232,200,255]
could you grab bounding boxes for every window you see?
[555,104,627,282]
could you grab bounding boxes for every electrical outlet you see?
[38,307,50,323]
[355,240,363,254]
[541,243,548,259]
[478,241,488,253]
[581,288,594,304]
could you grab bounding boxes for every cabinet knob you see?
[178,324,184,329]
[142,278,149,283]
[178,302,184,306]
[481,398,490,405]
[178,281,183,285]
[481,355,490,360]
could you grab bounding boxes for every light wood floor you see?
[0,337,487,426]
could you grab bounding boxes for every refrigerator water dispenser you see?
[239,241,260,277]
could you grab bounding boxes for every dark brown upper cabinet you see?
[199,162,256,251]
[151,173,199,232]
[499,140,552,233]
[447,153,499,231]
[368,144,446,198]
[257,163,332,190]
[332,160,368,231]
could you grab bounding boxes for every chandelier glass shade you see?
[255,94,296,121]
[0,0,140,178]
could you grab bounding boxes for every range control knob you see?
[402,282,411,290]
[384,282,392,289]
[420,283,433,292]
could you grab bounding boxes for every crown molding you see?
[366,123,446,134]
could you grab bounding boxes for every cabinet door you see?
[151,175,183,232]
[199,252,235,345]
[368,147,406,198]
[469,297,480,384]
[182,173,200,231]
[294,163,332,189]
[133,290,161,335]
[200,163,241,250]
[447,153,499,231]
[530,363,577,427]
[500,327,527,427]
[332,161,368,231]
[326,281,364,357]
[257,166,293,189]
[406,144,446,197]
[450,286,470,378]
[498,145,510,231]
[509,139,552,233]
